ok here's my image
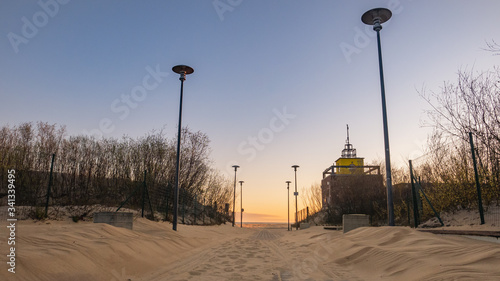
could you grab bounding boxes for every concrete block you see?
[94,212,133,230]
[300,223,310,229]
[343,214,369,233]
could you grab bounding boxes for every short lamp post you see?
[292,165,299,230]
[232,165,239,227]
[286,181,291,231]
[361,8,395,226]
[239,180,244,228]
[172,65,194,231]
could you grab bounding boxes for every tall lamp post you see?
[361,8,395,226]
[171,65,194,231]
[232,165,239,227]
[239,180,244,228]
[291,165,299,230]
[286,181,291,231]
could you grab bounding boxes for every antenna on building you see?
[346,124,350,144]
[341,124,356,158]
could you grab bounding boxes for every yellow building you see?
[335,157,364,174]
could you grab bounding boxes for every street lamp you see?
[292,165,299,230]
[361,8,395,226]
[172,65,194,231]
[239,180,244,228]
[232,165,239,227]
[286,181,291,231]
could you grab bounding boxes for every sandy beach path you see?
[147,228,362,281]
[3,219,499,280]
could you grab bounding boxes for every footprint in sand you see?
[189,270,203,276]
[235,259,246,265]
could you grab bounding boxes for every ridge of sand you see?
[1,219,250,281]
[335,227,500,280]
[1,219,499,280]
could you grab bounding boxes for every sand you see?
[421,205,500,231]
[1,219,500,281]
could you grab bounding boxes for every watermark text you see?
[82,64,169,138]
[7,0,70,53]
[6,169,16,274]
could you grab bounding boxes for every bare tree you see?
[485,40,500,55]
[0,123,233,224]
[418,66,500,210]
[301,183,322,214]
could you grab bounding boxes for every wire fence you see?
[407,132,500,228]
[295,207,309,224]
[0,166,231,225]
[0,123,234,225]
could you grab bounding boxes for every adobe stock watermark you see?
[82,64,169,138]
[224,106,296,175]
[212,0,243,21]
[339,0,406,64]
[7,0,71,54]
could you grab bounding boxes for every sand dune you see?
[331,227,500,280]
[1,219,499,280]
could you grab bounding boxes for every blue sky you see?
[1,0,499,221]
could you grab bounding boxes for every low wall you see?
[343,214,369,233]
[94,212,133,230]
[300,223,310,229]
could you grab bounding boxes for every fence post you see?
[182,189,186,224]
[414,181,444,226]
[214,202,218,224]
[142,170,146,218]
[406,197,411,226]
[417,177,423,217]
[306,207,309,222]
[146,179,154,220]
[203,198,205,225]
[45,153,56,218]
[469,132,485,225]
[409,160,420,228]
[194,194,197,225]
[165,183,170,221]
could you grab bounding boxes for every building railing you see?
[322,165,381,178]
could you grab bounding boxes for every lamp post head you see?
[232,165,240,171]
[286,181,291,189]
[172,65,194,81]
[362,8,392,31]
[292,165,299,171]
[239,181,244,185]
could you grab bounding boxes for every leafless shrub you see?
[301,183,322,215]
[416,66,500,215]
[0,123,233,224]
[484,39,500,55]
